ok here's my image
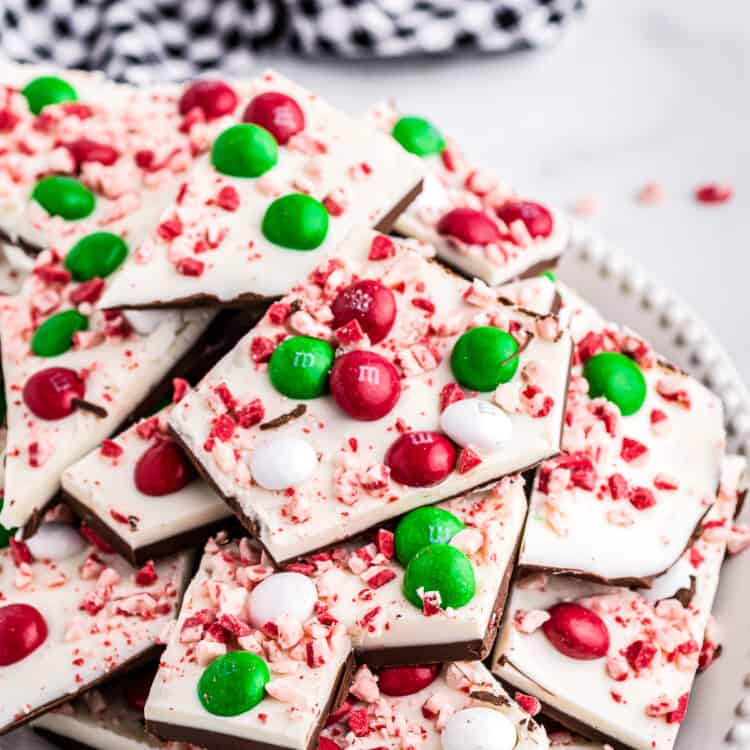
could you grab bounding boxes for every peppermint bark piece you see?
[518,285,725,585]
[145,535,355,750]
[100,71,425,310]
[369,103,568,286]
[168,228,573,563]
[0,252,213,531]
[0,63,241,256]
[312,475,528,666]
[492,457,747,750]
[320,661,549,750]
[0,506,192,734]
[62,392,232,566]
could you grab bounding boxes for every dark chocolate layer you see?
[61,488,239,566]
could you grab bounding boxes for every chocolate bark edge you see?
[101,289,274,312]
[146,652,356,750]
[517,562,655,591]
[416,238,562,289]
[0,644,163,736]
[734,486,748,520]
[0,228,44,257]
[494,662,638,750]
[61,489,238,567]
[372,179,423,235]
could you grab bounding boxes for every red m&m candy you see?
[331,279,396,344]
[23,367,85,420]
[437,207,502,246]
[330,351,400,421]
[179,80,239,120]
[385,432,456,487]
[243,92,305,145]
[496,200,553,239]
[0,603,48,666]
[134,440,196,496]
[378,664,440,696]
[64,138,120,169]
[542,602,610,660]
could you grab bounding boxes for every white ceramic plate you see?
[2,223,749,750]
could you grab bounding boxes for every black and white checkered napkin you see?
[0,0,583,83]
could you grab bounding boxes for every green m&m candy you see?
[450,326,519,392]
[392,116,445,157]
[269,335,334,399]
[32,176,95,221]
[22,76,78,115]
[394,507,465,566]
[32,310,89,357]
[65,232,128,281]
[262,194,329,251]
[198,651,270,717]
[211,124,278,178]
[403,544,476,610]
[583,352,647,416]
[541,270,556,282]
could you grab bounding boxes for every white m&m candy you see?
[440,398,512,452]
[249,437,317,491]
[441,707,517,750]
[247,572,318,628]
[25,522,86,561]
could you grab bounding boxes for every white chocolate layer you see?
[168,228,572,562]
[101,71,425,308]
[493,456,746,750]
[0,514,191,733]
[369,102,568,287]
[519,284,725,582]
[62,404,230,557]
[320,661,549,750]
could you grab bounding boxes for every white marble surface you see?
[261,0,749,379]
